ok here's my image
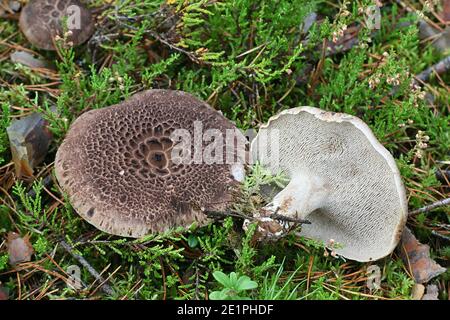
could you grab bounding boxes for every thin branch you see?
[269,213,311,225]
[113,19,207,65]
[146,29,206,65]
[26,175,53,198]
[431,230,450,243]
[205,208,311,225]
[159,257,167,300]
[59,240,115,296]
[409,197,450,216]
[194,264,200,300]
[414,55,450,83]
[204,210,254,221]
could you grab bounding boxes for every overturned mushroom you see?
[7,110,53,177]
[55,90,247,237]
[250,107,408,262]
[19,0,94,50]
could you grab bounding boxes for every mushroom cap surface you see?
[19,0,94,50]
[251,107,408,261]
[55,90,246,237]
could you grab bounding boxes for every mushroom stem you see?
[265,171,329,220]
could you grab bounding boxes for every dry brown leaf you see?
[399,227,446,284]
[6,112,53,177]
[7,232,34,266]
[411,283,425,300]
[10,51,49,69]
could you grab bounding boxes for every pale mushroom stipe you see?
[19,0,94,50]
[249,107,408,262]
[55,90,247,238]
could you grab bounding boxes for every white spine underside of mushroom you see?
[250,107,408,262]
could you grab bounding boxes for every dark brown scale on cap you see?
[55,90,247,237]
[19,0,94,50]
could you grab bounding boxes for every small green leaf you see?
[229,272,238,285]
[236,276,258,291]
[209,289,229,300]
[213,271,231,288]
[187,234,199,248]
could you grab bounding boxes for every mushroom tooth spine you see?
[265,170,330,220]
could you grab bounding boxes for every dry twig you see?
[409,197,450,215]
[59,240,115,296]
[414,55,450,83]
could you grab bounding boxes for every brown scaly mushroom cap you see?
[250,107,408,262]
[55,90,247,238]
[19,0,94,50]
